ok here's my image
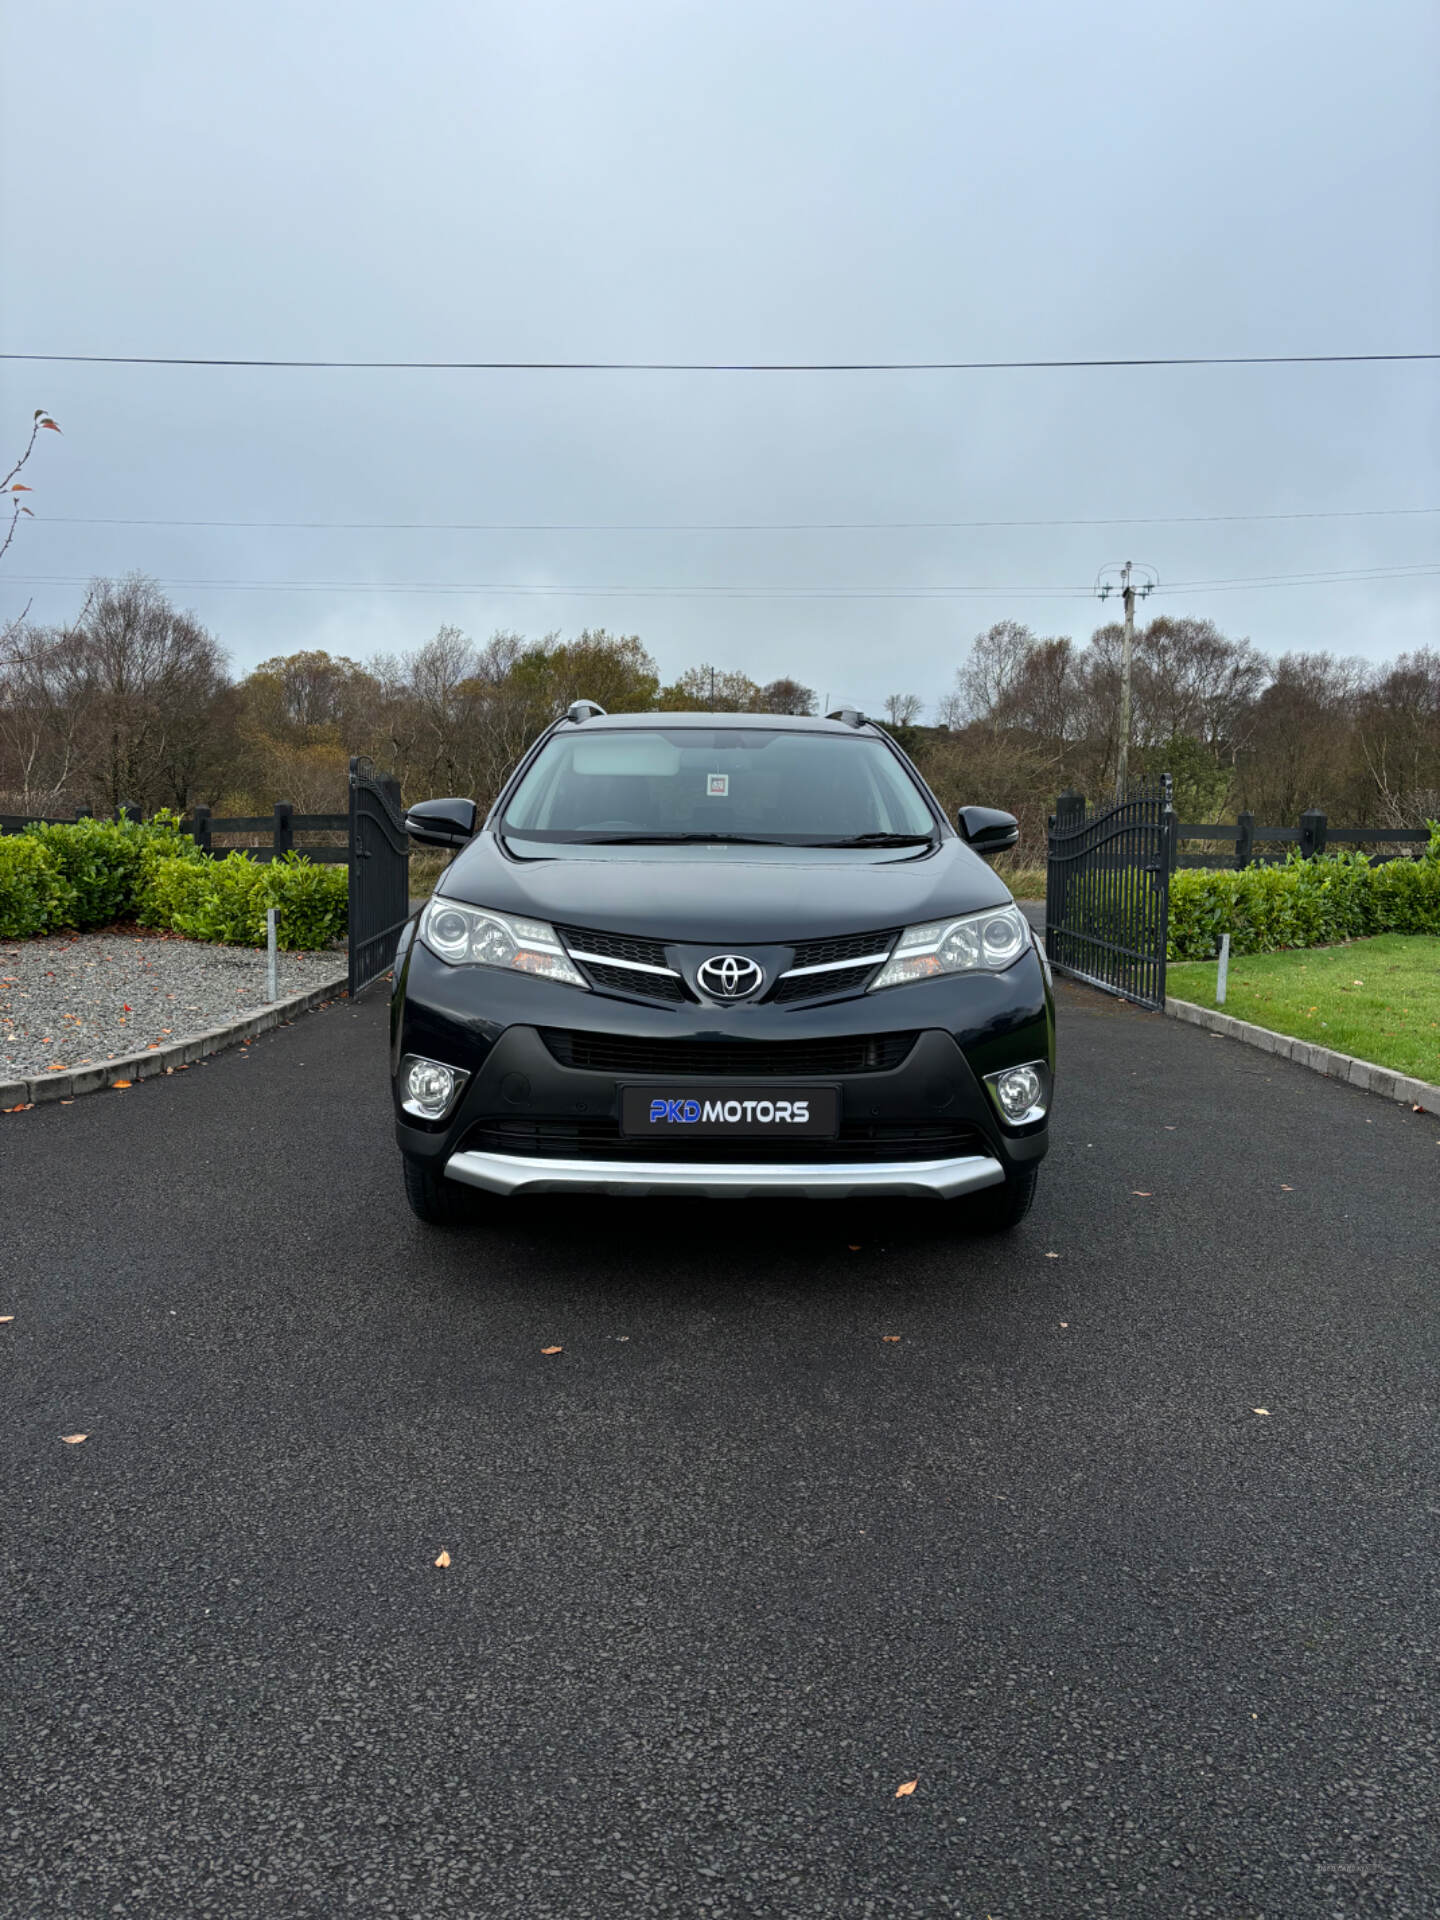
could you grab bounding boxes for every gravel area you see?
[0,928,345,1077]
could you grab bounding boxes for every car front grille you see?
[768,963,879,1004]
[555,924,671,970]
[788,929,900,970]
[580,961,689,1002]
[463,1115,982,1164]
[539,1030,919,1078]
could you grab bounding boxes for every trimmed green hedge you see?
[140,849,348,950]
[1168,848,1440,961]
[0,813,347,950]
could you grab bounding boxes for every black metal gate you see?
[1045,780,1175,1009]
[348,757,411,996]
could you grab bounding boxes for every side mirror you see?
[404,797,478,849]
[956,805,1019,855]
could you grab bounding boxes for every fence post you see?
[1299,808,1328,860]
[272,801,294,860]
[1234,810,1254,870]
[192,804,211,855]
[1055,788,1085,828]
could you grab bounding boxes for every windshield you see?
[501,728,937,844]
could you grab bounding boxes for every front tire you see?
[968,1165,1039,1233]
[402,1153,485,1226]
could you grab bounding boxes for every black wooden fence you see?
[1170,809,1428,871]
[0,802,349,860]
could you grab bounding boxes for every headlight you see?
[869,903,1030,990]
[419,898,587,988]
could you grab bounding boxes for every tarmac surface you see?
[3,981,1436,1917]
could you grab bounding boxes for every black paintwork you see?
[391,711,1053,1182]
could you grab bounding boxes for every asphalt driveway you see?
[2,985,1436,1918]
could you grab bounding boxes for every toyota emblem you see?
[697,953,765,1000]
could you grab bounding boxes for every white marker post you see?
[266,907,279,1003]
[1216,932,1230,1008]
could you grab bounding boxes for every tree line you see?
[2,574,1436,862]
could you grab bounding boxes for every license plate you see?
[621,1084,840,1139]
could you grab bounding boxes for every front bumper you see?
[444,1146,1007,1201]
[392,932,1054,1200]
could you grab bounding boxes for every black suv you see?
[391,706,1053,1228]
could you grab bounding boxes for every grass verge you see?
[1167,933,1440,1083]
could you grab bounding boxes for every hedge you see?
[0,813,347,950]
[1168,848,1440,961]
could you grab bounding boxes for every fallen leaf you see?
[434,1548,451,1568]
[61,1433,88,1444]
[1253,1408,1270,1417]
[111,1081,131,1089]
[1280,1184,1293,1191]
[882,1334,901,1343]
[541,1345,563,1355]
[1131,1190,1152,1197]
[847,1243,861,1251]
[895,1779,918,1798]
[0,1315,14,1324]
[1044,1251,1059,1259]
[1059,1321,1069,1328]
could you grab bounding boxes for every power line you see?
[3,350,1438,373]
[33,505,1440,533]
[8,563,1438,601]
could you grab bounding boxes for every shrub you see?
[138,848,346,949]
[1,812,345,950]
[0,835,76,939]
[1167,850,1440,960]
[23,819,147,927]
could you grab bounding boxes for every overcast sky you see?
[3,0,1437,713]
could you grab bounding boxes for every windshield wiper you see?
[570,831,792,846]
[806,832,937,848]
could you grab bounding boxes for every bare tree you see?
[883,691,924,726]
[77,575,233,812]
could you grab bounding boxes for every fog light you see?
[983,1060,1048,1124]
[400,1053,470,1120]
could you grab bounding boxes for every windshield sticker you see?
[706,773,729,797]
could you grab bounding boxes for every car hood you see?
[436,833,1012,940]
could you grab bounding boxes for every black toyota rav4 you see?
[390,705,1054,1228]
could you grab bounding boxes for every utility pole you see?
[1096,560,1157,794]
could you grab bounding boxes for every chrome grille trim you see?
[565,949,681,978]
[778,951,892,979]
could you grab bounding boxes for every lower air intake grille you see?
[463,1116,981,1163]
[540,1030,918,1077]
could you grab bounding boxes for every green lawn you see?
[1167,933,1440,1083]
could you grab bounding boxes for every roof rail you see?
[825,706,866,728]
[565,700,607,723]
